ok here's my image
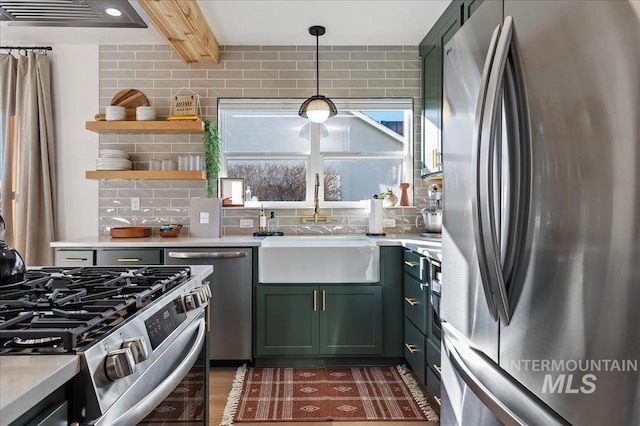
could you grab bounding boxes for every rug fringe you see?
[220,364,247,426]
[396,364,440,422]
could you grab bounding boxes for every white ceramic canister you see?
[105,105,126,121]
[136,106,156,121]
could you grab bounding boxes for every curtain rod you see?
[0,46,52,51]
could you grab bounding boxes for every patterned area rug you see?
[221,365,439,424]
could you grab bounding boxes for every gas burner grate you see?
[0,266,192,353]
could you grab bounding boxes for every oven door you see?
[92,311,209,426]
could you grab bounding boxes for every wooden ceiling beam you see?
[138,0,219,64]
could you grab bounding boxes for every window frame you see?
[218,98,413,208]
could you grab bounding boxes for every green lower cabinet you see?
[320,285,382,355]
[255,284,382,357]
[255,285,319,356]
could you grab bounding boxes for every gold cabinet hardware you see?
[404,261,417,267]
[313,290,317,311]
[404,297,419,306]
[434,364,442,375]
[434,396,441,406]
[404,343,419,354]
[322,289,326,311]
[117,258,141,262]
[62,258,87,262]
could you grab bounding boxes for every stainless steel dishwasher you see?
[165,247,252,361]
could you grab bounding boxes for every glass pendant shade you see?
[299,95,337,123]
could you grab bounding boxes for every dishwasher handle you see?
[168,251,248,259]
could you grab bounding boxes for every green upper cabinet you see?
[419,0,482,178]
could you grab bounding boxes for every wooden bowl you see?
[159,229,181,238]
[110,226,152,238]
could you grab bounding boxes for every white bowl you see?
[105,106,126,121]
[136,106,156,121]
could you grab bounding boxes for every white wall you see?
[52,45,99,239]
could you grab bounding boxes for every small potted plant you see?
[376,188,398,207]
[202,119,220,197]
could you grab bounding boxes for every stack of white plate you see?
[97,149,132,170]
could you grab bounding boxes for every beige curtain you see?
[0,51,56,266]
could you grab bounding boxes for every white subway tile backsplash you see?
[98,44,428,236]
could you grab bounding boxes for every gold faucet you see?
[301,173,329,223]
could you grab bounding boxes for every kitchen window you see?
[218,98,413,206]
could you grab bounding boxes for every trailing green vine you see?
[203,119,220,198]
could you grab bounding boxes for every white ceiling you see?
[0,0,451,47]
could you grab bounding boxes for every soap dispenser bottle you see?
[267,211,277,233]
[259,204,267,231]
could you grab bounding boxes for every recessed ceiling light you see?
[105,7,122,17]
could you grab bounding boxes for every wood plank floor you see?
[209,367,440,426]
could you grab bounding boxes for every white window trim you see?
[218,98,413,207]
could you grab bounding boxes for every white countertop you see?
[0,355,80,426]
[51,234,442,259]
[51,235,263,248]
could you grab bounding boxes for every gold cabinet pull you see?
[404,261,417,267]
[313,290,317,311]
[404,297,418,306]
[62,258,87,262]
[434,396,441,406]
[322,289,326,311]
[117,258,140,262]
[404,343,419,354]
[434,364,442,375]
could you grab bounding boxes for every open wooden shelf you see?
[86,170,207,180]
[86,120,204,134]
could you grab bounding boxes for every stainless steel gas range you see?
[0,265,212,425]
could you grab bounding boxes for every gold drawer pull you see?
[434,364,442,375]
[434,396,441,406]
[404,297,419,306]
[117,258,140,262]
[62,258,87,262]
[404,261,417,267]
[404,343,419,354]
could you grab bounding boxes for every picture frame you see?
[219,178,245,207]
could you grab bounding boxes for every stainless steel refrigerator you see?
[441,1,640,425]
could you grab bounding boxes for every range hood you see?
[0,0,147,28]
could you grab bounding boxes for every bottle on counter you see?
[267,211,277,233]
[245,185,252,202]
[259,204,267,231]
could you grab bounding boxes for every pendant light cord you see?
[315,33,320,95]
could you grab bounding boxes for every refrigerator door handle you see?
[443,323,569,426]
[472,23,502,321]
[478,16,516,324]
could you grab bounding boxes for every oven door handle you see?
[168,251,247,259]
[93,316,206,426]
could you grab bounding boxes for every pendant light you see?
[299,25,337,123]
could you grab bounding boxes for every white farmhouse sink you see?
[258,236,380,283]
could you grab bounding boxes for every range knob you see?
[105,348,136,381]
[122,336,149,363]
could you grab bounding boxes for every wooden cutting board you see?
[110,89,150,121]
[110,226,152,238]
